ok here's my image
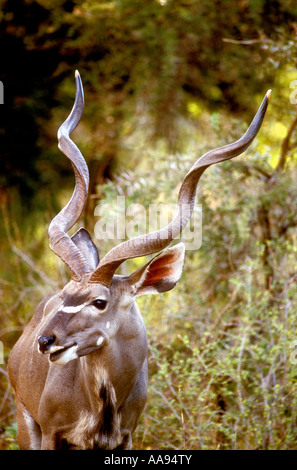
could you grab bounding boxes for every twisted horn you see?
[48,71,91,281]
[89,90,271,285]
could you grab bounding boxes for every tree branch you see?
[275,112,297,174]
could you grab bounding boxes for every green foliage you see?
[3,423,19,450]
[0,0,297,451]
[1,0,297,207]
[133,246,297,450]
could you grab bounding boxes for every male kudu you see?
[8,71,270,449]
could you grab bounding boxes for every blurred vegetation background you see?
[0,0,297,450]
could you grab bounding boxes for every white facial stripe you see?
[60,299,110,315]
[61,305,85,314]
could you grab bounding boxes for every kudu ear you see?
[71,228,99,271]
[128,243,185,297]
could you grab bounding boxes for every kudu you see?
[8,71,270,450]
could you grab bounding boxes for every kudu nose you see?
[38,335,56,353]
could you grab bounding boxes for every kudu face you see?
[38,241,186,366]
[38,281,112,365]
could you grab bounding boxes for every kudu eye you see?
[91,299,108,311]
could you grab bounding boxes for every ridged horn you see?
[89,90,271,286]
[48,71,91,281]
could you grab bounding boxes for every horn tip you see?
[75,70,80,78]
[266,89,272,101]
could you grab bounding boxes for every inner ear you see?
[71,228,99,271]
[129,243,185,296]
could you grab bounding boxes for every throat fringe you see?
[66,365,121,449]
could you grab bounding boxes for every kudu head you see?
[38,71,270,365]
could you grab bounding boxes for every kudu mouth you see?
[38,335,78,362]
[49,343,78,363]
[38,332,107,365]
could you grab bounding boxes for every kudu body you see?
[8,71,270,450]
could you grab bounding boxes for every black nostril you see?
[38,335,56,353]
